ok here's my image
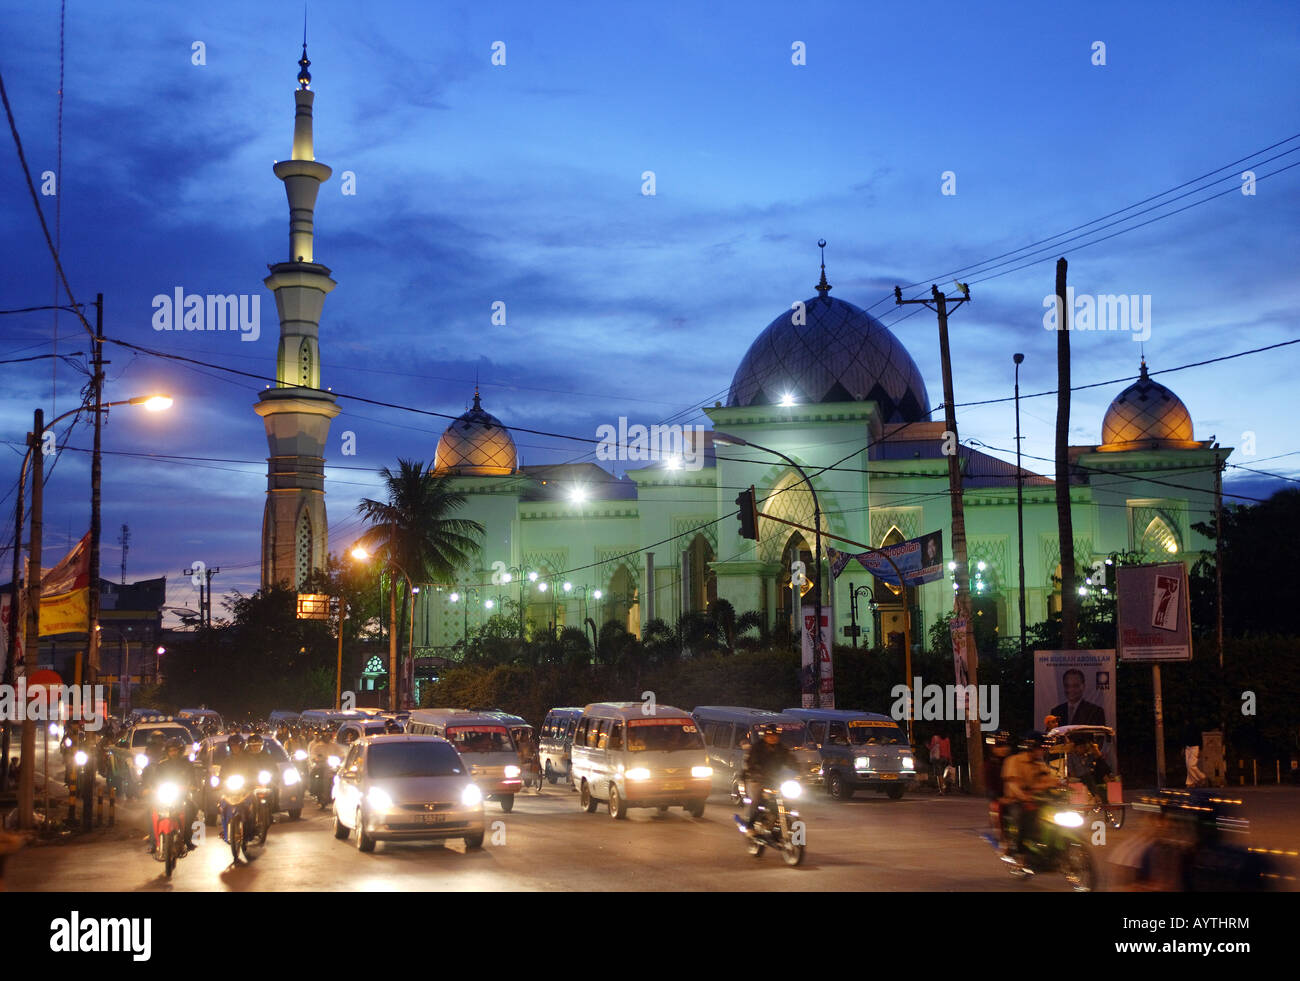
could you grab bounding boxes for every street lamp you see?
[848,583,876,650]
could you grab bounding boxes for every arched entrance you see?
[684,533,716,615]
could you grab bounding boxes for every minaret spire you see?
[815,238,831,296]
[255,38,339,591]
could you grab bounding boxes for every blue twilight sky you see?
[0,0,1297,619]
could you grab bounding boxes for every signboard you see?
[827,530,943,587]
[1116,563,1192,662]
[800,607,834,709]
[1033,649,1118,770]
[296,593,332,621]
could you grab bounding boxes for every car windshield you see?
[626,720,703,752]
[775,724,809,749]
[253,741,289,762]
[131,727,186,747]
[847,721,908,746]
[445,726,514,755]
[367,742,463,778]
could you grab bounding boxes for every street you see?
[10,776,1298,892]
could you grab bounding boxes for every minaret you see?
[255,41,340,589]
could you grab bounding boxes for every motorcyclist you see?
[217,733,255,842]
[1000,731,1058,863]
[307,727,344,804]
[142,736,198,854]
[737,724,794,832]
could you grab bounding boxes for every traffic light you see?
[735,486,759,540]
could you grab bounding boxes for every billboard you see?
[1116,562,1192,662]
[1033,649,1118,767]
[800,606,833,709]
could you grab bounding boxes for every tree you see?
[355,459,484,710]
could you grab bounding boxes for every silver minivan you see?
[406,709,523,812]
[570,702,711,820]
[692,706,821,802]
[539,707,582,785]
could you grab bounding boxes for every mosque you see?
[253,45,1229,669]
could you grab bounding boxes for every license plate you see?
[878,773,898,780]
[419,813,446,824]
[660,783,684,791]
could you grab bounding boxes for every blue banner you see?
[828,530,944,587]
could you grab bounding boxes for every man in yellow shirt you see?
[1001,732,1058,861]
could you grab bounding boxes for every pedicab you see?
[1045,724,1125,829]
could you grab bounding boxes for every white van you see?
[569,702,711,820]
[406,709,522,812]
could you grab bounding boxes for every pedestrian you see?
[928,730,952,794]
[1183,725,1206,788]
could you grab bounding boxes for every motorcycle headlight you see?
[49,723,61,737]
[691,766,712,779]
[854,756,870,771]
[134,753,149,770]
[625,767,651,781]
[294,749,308,761]
[257,770,273,786]
[780,780,803,800]
[224,773,245,792]
[461,783,483,807]
[902,756,915,770]
[74,750,89,767]
[367,786,393,810]
[504,765,521,778]
[157,782,181,806]
[1052,810,1085,828]
[283,768,300,786]
[327,755,341,768]
[209,775,219,788]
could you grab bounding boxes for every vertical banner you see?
[949,615,973,719]
[0,590,24,675]
[801,606,833,709]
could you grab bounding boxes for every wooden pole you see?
[1153,663,1166,788]
[1054,260,1078,649]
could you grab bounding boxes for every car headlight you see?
[209,775,219,788]
[327,755,341,768]
[461,783,483,807]
[780,780,803,800]
[294,749,308,761]
[156,782,181,806]
[902,756,915,770]
[367,786,393,810]
[1052,810,1085,828]
[224,773,245,792]
[625,767,651,781]
[257,770,273,786]
[691,766,712,779]
[283,768,300,786]
[854,756,869,770]
[134,753,149,770]
[504,765,521,778]
[192,742,201,754]
[74,750,88,767]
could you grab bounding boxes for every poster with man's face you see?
[1033,650,1118,766]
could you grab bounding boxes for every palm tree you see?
[355,459,484,710]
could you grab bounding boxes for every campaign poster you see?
[1116,563,1192,662]
[800,607,834,709]
[1033,649,1118,767]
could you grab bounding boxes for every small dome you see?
[1100,361,1195,448]
[434,392,517,476]
[727,287,929,422]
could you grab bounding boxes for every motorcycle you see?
[250,767,274,844]
[218,771,266,863]
[987,790,1095,891]
[151,781,189,878]
[310,754,341,809]
[734,777,806,867]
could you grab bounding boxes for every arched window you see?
[295,509,313,588]
[1140,515,1180,558]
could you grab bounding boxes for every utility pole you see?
[1053,262,1078,649]
[88,293,104,687]
[1,440,30,794]
[1014,354,1027,660]
[19,408,44,828]
[118,523,130,584]
[894,283,984,792]
[183,565,221,627]
[1214,456,1225,668]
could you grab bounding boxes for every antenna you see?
[118,523,130,585]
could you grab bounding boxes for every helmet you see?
[1019,730,1043,750]
[227,733,245,751]
[165,736,185,753]
[245,733,264,751]
[147,730,166,750]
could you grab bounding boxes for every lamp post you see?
[713,431,827,708]
[848,583,875,650]
[4,393,171,825]
[1014,353,1027,659]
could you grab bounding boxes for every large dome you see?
[1100,361,1195,449]
[434,392,518,476]
[726,287,930,422]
